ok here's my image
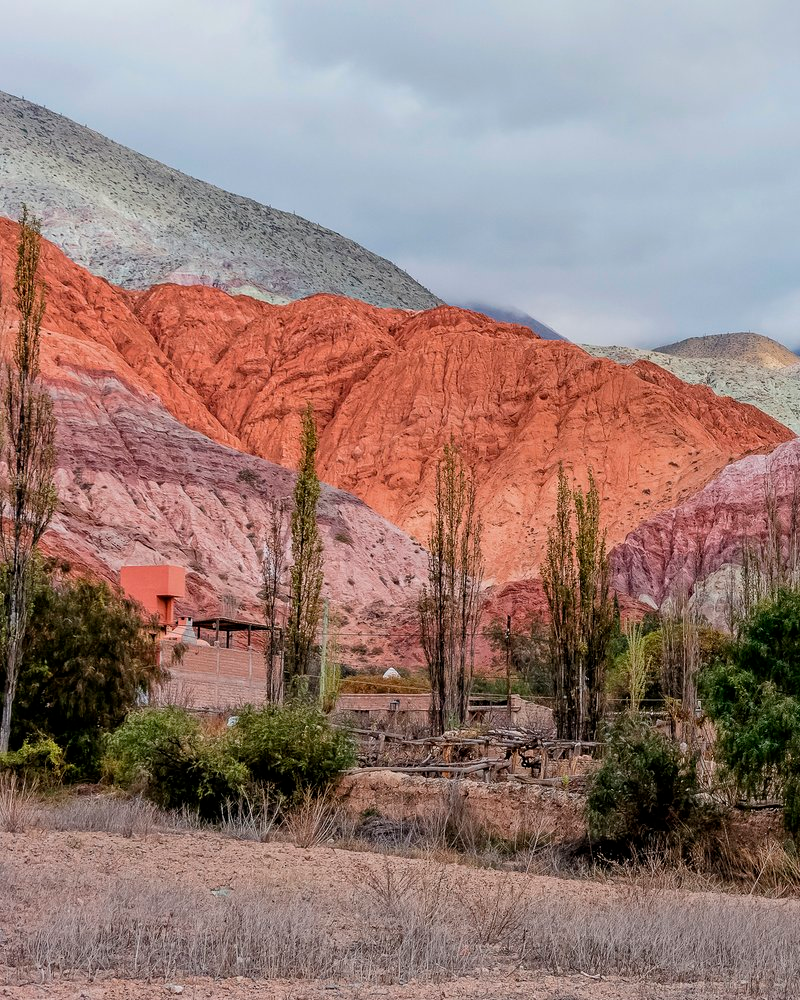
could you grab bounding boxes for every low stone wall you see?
[337,769,585,842]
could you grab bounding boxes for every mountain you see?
[461,303,566,340]
[1,219,790,604]
[124,278,790,583]
[583,343,800,434]
[0,90,441,310]
[610,437,800,623]
[656,332,798,370]
[0,219,427,667]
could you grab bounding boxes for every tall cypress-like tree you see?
[284,404,324,686]
[542,464,612,742]
[419,440,484,735]
[0,207,58,752]
[261,498,290,704]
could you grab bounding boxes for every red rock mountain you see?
[0,217,792,635]
[128,284,790,580]
[611,437,800,616]
[0,218,427,666]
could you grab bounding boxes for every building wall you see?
[120,565,185,625]
[158,642,267,711]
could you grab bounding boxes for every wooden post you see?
[505,614,512,714]
[319,598,330,708]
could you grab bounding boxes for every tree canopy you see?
[11,563,163,775]
[703,587,800,838]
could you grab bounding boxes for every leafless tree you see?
[419,440,484,735]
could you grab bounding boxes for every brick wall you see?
[159,642,267,711]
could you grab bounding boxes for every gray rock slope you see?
[584,343,800,435]
[0,90,441,309]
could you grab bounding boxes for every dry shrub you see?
[220,789,282,843]
[0,774,37,833]
[519,888,800,994]
[284,789,338,848]
[37,793,162,838]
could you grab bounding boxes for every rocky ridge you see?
[610,436,800,622]
[0,218,791,627]
[583,343,800,434]
[0,90,441,310]
[129,281,791,581]
[656,332,798,370]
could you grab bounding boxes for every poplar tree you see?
[261,499,290,704]
[419,440,484,735]
[0,207,58,752]
[542,465,612,742]
[285,404,324,686]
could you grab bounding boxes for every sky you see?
[2,0,800,347]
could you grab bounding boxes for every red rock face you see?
[0,219,427,667]
[129,284,791,581]
[611,437,800,609]
[0,217,792,639]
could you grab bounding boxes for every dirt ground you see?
[337,770,585,840]
[0,972,736,999]
[0,826,789,1000]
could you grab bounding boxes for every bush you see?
[10,563,163,778]
[702,588,800,839]
[230,703,355,801]
[0,736,65,785]
[103,707,247,820]
[104,704,353,820]
[586,714,710,857]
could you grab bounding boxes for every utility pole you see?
[319,597,330,709]
[505,614,512,714]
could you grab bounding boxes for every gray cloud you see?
[2,0,800,346]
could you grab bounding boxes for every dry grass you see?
[5,848,800,995]
[219,789,282,843]
[284,789,339,848]
[520,889,800,995]
[12,880,344,981]
[37,793,164,837]
[0,774,38,833]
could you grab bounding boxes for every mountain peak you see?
[656,332,798,370]
[0,89,441,311]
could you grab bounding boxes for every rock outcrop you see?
[0,90,441,310]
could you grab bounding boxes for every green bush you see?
[10,562,163,778]
[229,703,356,801]
[702,588,800,839]
[103,707,247,820]
[0,735,65,784]
[104,704,353,820]
[586,714,708,856]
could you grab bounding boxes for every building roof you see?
[193,616,273,632]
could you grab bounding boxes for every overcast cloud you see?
[2,0,799,346]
